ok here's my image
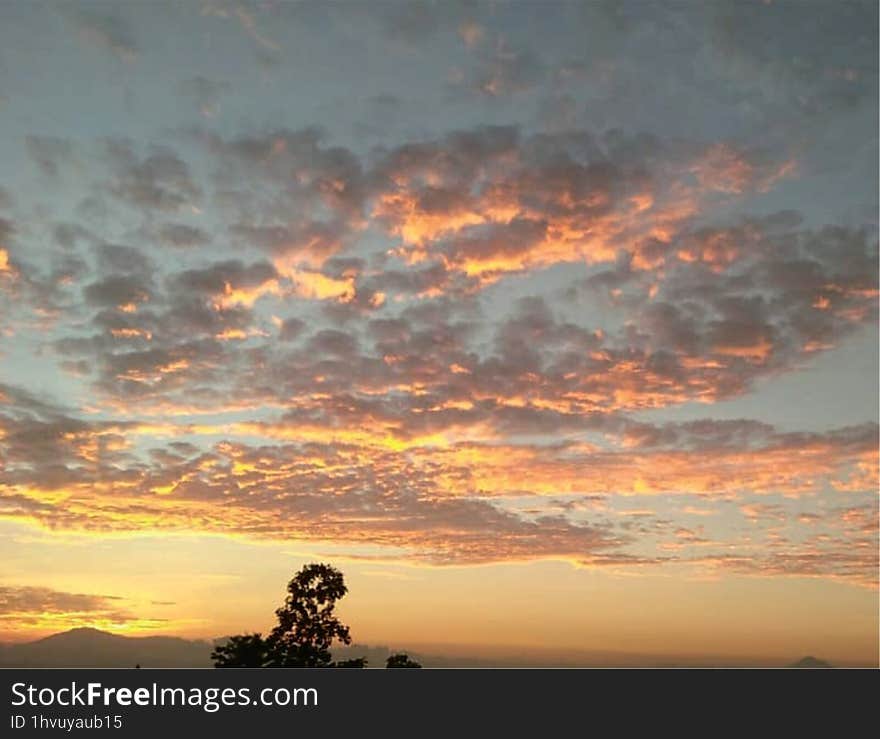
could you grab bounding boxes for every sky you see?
[0,0,877,666]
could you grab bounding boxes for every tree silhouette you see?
[386,653,421,668]
[212,633,271,668]
[267,563,352,667]
[212,563,365,668]
[334,657,369,668]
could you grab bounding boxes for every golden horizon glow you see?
[0,0,877,666]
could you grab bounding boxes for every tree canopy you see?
[212,563,362,668]
[212,563,423,669]
[386,653,422,668]
[212,633,271,668]
[267,563,352,667]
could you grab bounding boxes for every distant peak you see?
[789,656,833,668]
[37,628,120,642]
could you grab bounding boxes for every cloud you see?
[83,274,153,308]
[0,586,122,616]
[276,317,306,342]
[156,223,211,248]
[0,585,167,636]
[67,8,138,63]
[53,223,94,250]
[5,125,874,431]
[170,259,278,301]
[707,0,878,117]
[468,42,546,97]
[26,136,76,178]
[326,0,481,45]
[202,2,281,55]
[103,139,202,212]
[177,76,231,117]
[2,85,876,594]
[367,126,796,289]
[177,123,799,307]
[1,370,876,584]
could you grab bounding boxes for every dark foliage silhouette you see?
[212,633,271,668]
[386,653,422,668]
[334,657,369,668]
[267,563,352,667]
[212,563,364,668]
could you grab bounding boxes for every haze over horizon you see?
[0,0,877,667]
[0,626,849,668]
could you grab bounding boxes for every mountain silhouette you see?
[0,629,851,668]
[0,628,213,667]
[788,656,833,668]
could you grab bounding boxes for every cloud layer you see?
[0,0,877,602]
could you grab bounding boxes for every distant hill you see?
[0,629,846,668]
[0,628,213,668]
[788,656,833,668]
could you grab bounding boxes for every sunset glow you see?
[0,0,877,666]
